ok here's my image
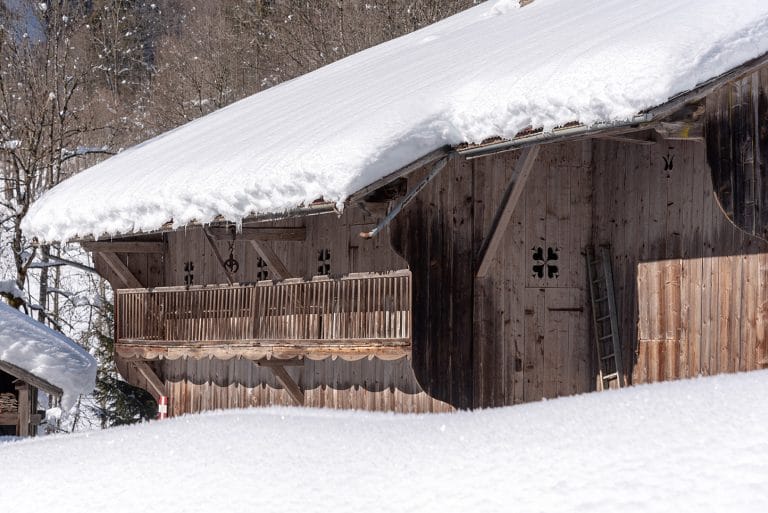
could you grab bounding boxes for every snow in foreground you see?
[0,302,96,411]
[24,0,768,241]
[2,371,767,512]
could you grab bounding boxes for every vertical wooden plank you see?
[757,253,768,369]
[743,253,757,372]
[718,255,732,374]
[523,288,545,402]
[729,253,744,373]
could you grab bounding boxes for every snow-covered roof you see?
[23,0,768,242]
[2,371,768,511]
[0,302,97,411]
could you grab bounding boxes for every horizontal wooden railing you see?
[115,270,411,347]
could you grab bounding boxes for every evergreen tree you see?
[90,298,156,427]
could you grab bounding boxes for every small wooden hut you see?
[0,361,61,437]
[0,302,95,437]
[23,1,768,415]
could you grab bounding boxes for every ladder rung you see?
[601,353,615,360]
[596,315,611,322]
[602,372,619,380]
[594,296,608,303]
[599,334,613,341]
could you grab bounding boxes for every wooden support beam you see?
[96,252,143,289]
[596,134,655,146]
[81,241,164,254]
[203,227,235,285]
[654,121,704,142]
[476,145,540,277]
[207,226,306,241]
[0,360,62,397]
[250,240,294,280]
[268,365,304,405]
[131,361,166,401]
[348,146,450,204]
[360,156,451,239]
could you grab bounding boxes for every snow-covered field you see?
[2,371,767,512]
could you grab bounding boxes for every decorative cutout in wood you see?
[317,249,331,276]
[256,257,269,281]
[224,240,239,274]
[663,146,675,171]
[532,246,559,279]
[183,261,194,285]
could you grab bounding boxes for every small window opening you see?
[317,249,331,275]
[256,257,269,281]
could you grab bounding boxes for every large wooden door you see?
[520,156,592,402]
[473,143,594,408]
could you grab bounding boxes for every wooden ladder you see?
[586,246,623,390]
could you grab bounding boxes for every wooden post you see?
[15,381,31,437]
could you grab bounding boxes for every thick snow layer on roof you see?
[0,302,96,411]
[23,0,768,241]
[2,371,768,512]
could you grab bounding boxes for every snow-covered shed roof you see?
[23,0,768,242]
[0,302,97,411]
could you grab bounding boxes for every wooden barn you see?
[0,302,97,436]
[23,1,768,415]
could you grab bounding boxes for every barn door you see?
[520,159,592,402]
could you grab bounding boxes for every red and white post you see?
[157,396,168,420]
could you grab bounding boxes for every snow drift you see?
[1,371,767,512]
[23,0,768,241]
[0,302,97,411]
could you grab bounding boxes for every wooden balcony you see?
[114,270,412,361]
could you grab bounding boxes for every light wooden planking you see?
[156,357,452,414]
[266,364,304,405]
[594,130,768,385]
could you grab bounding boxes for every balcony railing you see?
[115,270,412,358]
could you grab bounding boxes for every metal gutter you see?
[457,115,653,159]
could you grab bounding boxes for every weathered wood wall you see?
[706,68,768,240]
[101,205,449,413]
[391,143,594,409]
[93,236,165,289]
[164,205,406,285]
[592,136,768,383]
[390,157,476,408]
[161,357,451,415]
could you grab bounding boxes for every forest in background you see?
[0,0,477,429]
